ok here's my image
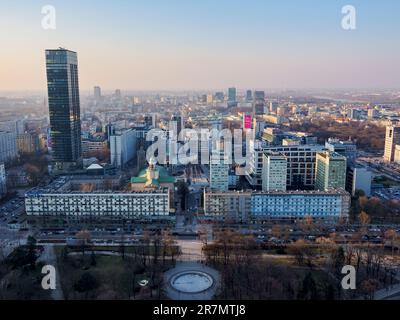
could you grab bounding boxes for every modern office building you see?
[204,189,350,221]
[253,91,265,115]
[110,128,137,168]
[45,48,82,167]
[0,131,17,163]
[384,124,400,162]
[25,176,170,219]
[262,151,287,192]
[315,152,347,191]
[252,143,326,190]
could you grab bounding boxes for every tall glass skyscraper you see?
[45,48,82,164]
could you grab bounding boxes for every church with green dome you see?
[130,157,175,191]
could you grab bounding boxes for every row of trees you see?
[289,119,385,151]
[58,229,180,300]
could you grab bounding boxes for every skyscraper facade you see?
[45,48,82,165]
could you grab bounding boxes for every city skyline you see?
[1,0,400,91]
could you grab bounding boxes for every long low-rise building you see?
[25,177,170,219]
[204,189,350,221]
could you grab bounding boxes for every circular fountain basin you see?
[170,271,214,293]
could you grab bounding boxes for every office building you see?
[249,143,326,189]
[262,151,287,192]
[315,152,347,191]
[253,91,265,115]
[45,48,82,166]
[384,124,400,162]
[110,128,137,168]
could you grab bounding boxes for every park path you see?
[38,245,64,300]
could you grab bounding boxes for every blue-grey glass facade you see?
[45,48,81,162]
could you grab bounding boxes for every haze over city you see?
[1,0,400,92]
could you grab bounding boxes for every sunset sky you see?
[0,0,399,92]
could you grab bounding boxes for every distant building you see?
[368,108,379,119]
[246,90,253,102]
[349,109,362,120]
[262,151,287,192]
[228,87,236,103]
[384,124,400,162]
[94,86,102,101]
[214,92,224,102]
[253,91,265,116]
[144,114,156,128]
[171,114,184,136]
[0,131,17,163]
[110,128,137,168]
[114,89,122,100]
[315,152,347,191]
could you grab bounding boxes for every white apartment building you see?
[262,151,287,192]
[25,184,170,219]
[209,150,229,191]
[204,189,350,221]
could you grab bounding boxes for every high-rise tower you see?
[45,48,82,167]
